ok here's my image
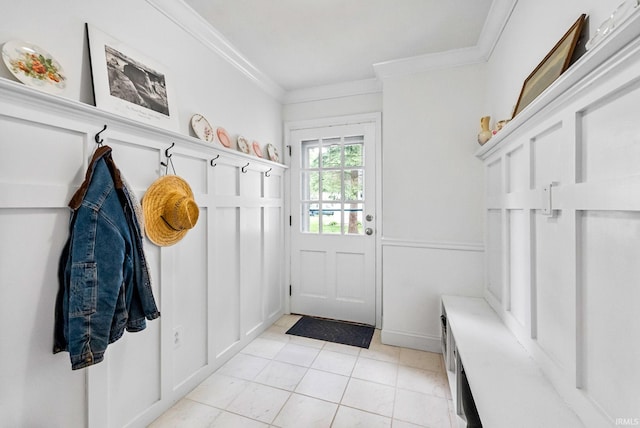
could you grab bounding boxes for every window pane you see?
[344,170,363,201]
[301,171,319,200]
[321,143,342,168]
[301,140,320,168]
[322,171,342,201]
[321,203,341,234]
[344,142,363,167]
[301,203,320,233]
[344,203,363,235]
[298,134,367,237]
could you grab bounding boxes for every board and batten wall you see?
[0,80,285,428]
[0,1,285,427]
[478,8,640,425]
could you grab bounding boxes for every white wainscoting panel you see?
[477,19,640,426]
[381,240,484,352]
[533,210,574,372]
[107,322,162,428]
[486,209,503,303]
[171,210,209,388]
[508,209,529,328]
[506,143,527,193]
[0,80,286,427]
[264,206,284,320]
[0,208,87,428]
[213,207,241,358]
[579,211,640,420]
[530,121,567,188]
[241,206,264,336]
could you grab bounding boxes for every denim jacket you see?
[54,146,160,369]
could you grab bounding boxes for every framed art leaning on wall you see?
[86,24,179,131]
[512,14,586,118]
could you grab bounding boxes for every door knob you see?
[365,228,373,235]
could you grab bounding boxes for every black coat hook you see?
[94,124,107,145]
[241,162,250,173]
[161,142,177,175]
[210,154,220,167]
[265,168,272,178]
[165,142,175,158]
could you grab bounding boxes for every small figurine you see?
[492,119,510,135]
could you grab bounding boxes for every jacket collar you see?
[68,145,124,210]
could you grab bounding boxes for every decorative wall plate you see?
[2,40,66,93]
[216,127,232,148]
[252,141,263,158]
[237,135,250,154]
[266,143,279,162]
[190,114,214,142]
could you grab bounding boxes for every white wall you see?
[381,66,486,243]
[0,0,282,150]
[379,64,487,350]
[485,0,624,121]
[282,92,382,122]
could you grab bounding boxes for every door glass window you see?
[300,136,365,235]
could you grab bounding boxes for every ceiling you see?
[182,0,509,93]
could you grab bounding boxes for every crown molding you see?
[148,0,516,101]
[476,0,518,59]
[373,0,518,80]
[283,78,382,104]
[373,45,488,79]
[146,0,286,101]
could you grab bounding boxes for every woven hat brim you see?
[142,175,195,247]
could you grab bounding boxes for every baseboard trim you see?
[380,329,442,353]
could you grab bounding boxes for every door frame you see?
[283,112,382,327]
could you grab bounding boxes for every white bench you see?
[441,295,584,428]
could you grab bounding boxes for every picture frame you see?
[86,24,179,131]
[512,14,586,118]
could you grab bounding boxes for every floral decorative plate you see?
[237,135,250,154]
[266,143,279,162]
[2,40,66,94]
[252,141,263,158]
[216,127,232,148]
[190,114,214,142]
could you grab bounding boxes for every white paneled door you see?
[289,122,376,325]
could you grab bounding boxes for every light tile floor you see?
[149,315,455,428]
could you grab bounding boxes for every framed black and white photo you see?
[86,24,179,131]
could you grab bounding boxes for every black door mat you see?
[286,316,375,349]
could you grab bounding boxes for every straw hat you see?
[142,175,199,246]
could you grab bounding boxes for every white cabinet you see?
[0,79,286,427]
[476,13,640,428]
